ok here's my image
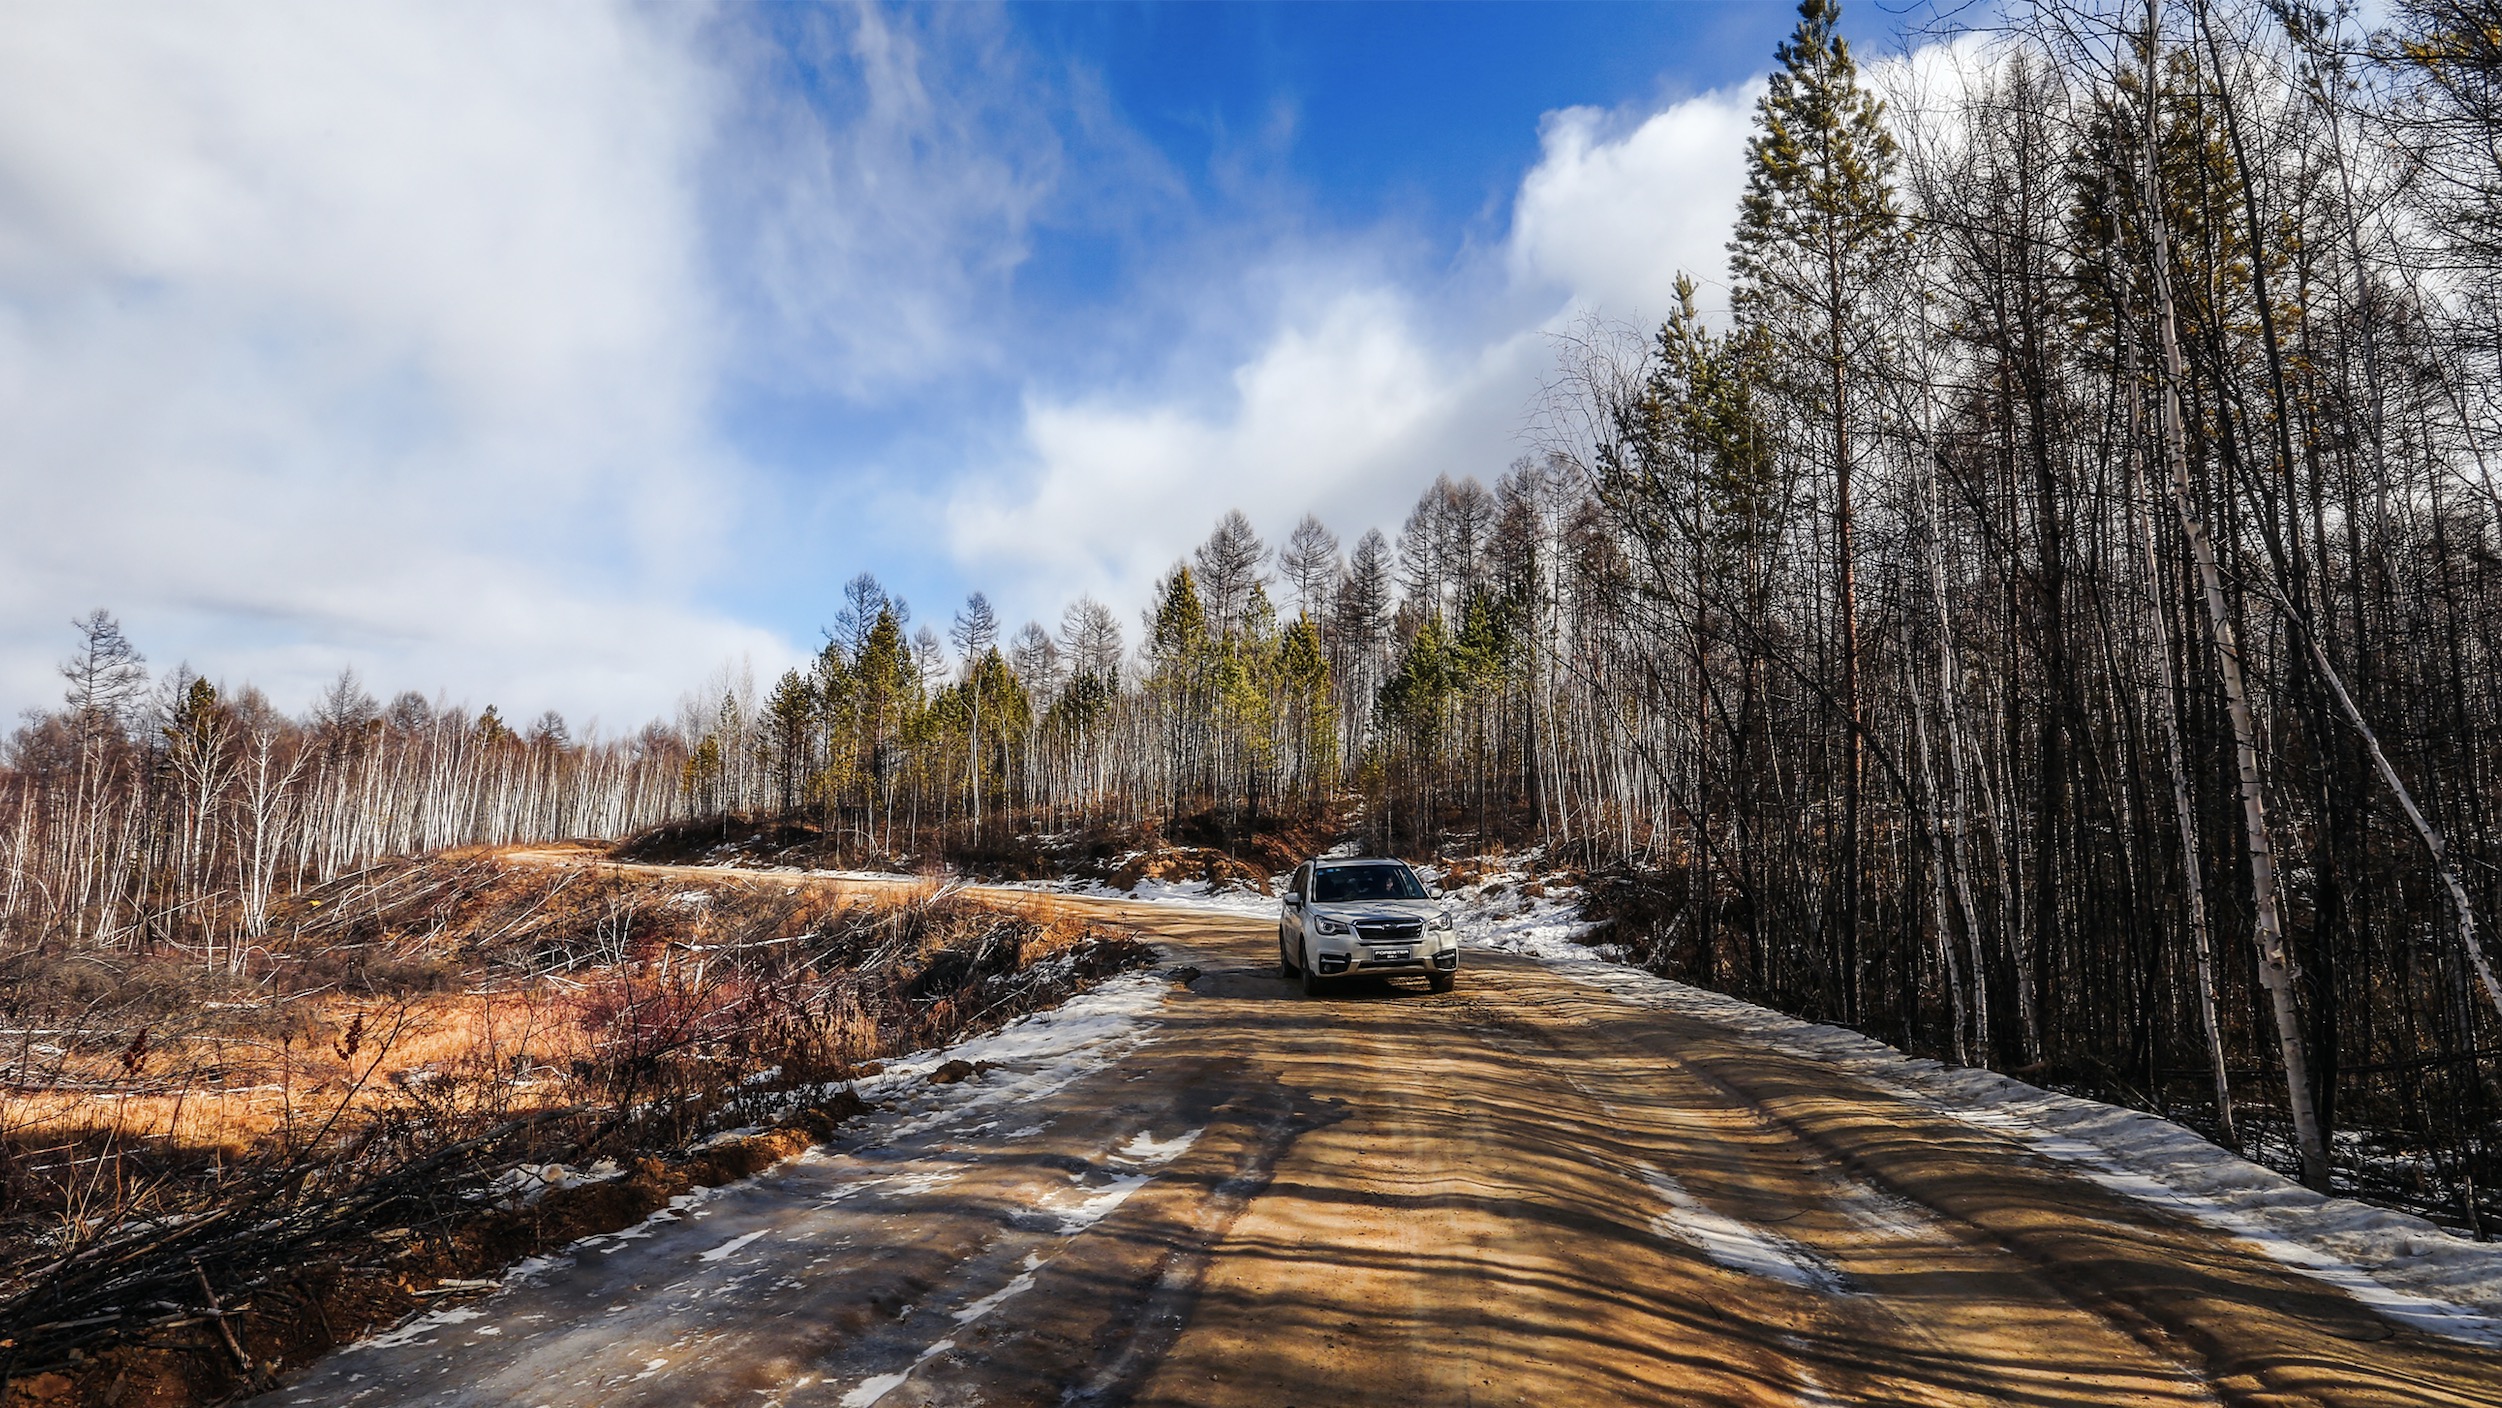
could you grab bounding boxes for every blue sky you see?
[0,0,1936,730]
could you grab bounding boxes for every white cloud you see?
[1506,88,1760,324]
[948,289,1545,622]
[947,82,1766,633]
[0,3,1911,722]
[719,4,1064,397]
[0,2,793,722]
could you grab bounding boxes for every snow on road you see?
[1638,1161,1853,1295]
[987,873,1283,916]
[853,968,1169,1114]
[325,967,1177,1373]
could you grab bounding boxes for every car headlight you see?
[1430,912,1453,932]
[1314,916,1348,935]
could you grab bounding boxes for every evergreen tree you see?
[1147,566,1213,814]
[1729,0,1899,1022]
[855,605,919,850]
[475,705,514,748]
[1277,612,1337,799]
[765,669,817,817]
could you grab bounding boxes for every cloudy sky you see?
[0,0,1925,733]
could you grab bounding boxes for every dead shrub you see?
[0,854,1150,1408]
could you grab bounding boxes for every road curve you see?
[266,881,2502,1407]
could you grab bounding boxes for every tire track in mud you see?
[791,1062,1347,1408]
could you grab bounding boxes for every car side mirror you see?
[1285,893,1303,909]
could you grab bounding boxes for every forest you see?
[8,0,2502,1226]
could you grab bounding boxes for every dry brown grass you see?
[4,991,583,1157]
[0,849,1151,1408]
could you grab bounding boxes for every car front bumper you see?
[1311,943,1460,977]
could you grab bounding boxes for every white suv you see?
[1279,858,1458,995]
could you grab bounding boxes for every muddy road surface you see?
[271,889,2502,1407]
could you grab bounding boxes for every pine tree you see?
[1277,613,1337,800]
[1148,566,1213,814]
[1729,0,1899,1022]
[475,705,514,748]
[765,669,818,818]
[855,605,918,851]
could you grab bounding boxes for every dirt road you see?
[267,888,2502,1407]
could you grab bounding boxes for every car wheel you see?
[1429,970,1455,994]
[1279,926,1298,977]
[1300,943,1323,997]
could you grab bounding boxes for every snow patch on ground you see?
[838,1334,954,1408]
[355,1304,484,1351]
[950,1261,1040,1325]
[1115,1127,1203,1166]
[1050,1173,1152,1234]
[1832,1183,1948,1243]
[697,1228,770,1263]
[855,970,1169,1143]
[989,874,1281,915]
[1640,1163,1852,1295]
[1465,877,2502,1347]
[486,1158,624,1207]
[1428,859,1629,966]
[1955,1102,2502,1348]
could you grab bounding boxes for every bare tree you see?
[1277,513,1343,620]
[1193,510,1269,640]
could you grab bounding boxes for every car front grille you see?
[1356,919,1424,942]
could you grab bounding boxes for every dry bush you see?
[0,854,1149,1407]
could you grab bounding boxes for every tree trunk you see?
[2142,0,2326,1188]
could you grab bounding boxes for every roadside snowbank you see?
[1647,968,2502,1344]
[1436,872,2502,1346]
[854,970,1172,1141]
[986,874,1283,917]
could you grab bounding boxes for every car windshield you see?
[1311,865,1428,903]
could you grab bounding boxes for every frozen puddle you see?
[1640,1163,1851,1295]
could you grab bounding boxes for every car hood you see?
[1308,898,1444,923]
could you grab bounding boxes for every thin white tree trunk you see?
[2142,0,2326,1188]
[2122,315,2239,1148]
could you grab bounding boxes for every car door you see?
[1285,864,1312,947]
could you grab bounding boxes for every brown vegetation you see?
[623,808,1351,899]
[0,849,1149,1407]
